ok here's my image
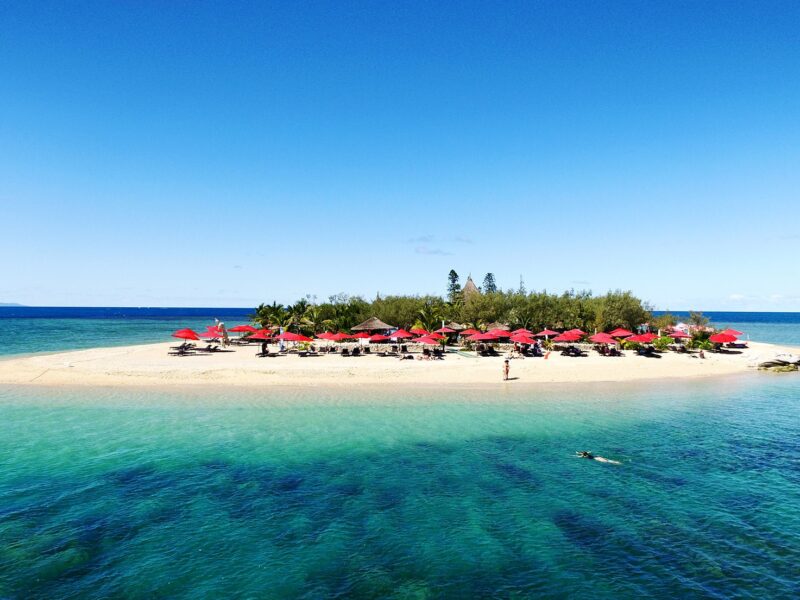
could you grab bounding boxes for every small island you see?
[0,273,795,388]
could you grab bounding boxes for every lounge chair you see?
[341,348,350,357]
[352,347,361,357]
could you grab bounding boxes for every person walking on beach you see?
[503,359,510,381]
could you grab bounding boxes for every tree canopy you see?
[253,286,653,336]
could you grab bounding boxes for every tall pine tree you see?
[482,273,497,293]
[447,270,460,303]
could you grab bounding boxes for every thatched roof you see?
[462,276,480,296]
[351,316,395,331]
[485,322,510,331]
[446,322,466,331]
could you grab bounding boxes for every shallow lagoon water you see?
[1,377,799,598]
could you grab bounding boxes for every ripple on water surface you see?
[0,378,799,598]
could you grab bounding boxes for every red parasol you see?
[368,334,390,342]
[415,336,440,345]
[460,328,481,336]
[608,328,633,337]
[390,329,414,339]
[316,332,335,340]
[275,332,313,342]
[535,329,559,337]
[667,331,691,339]
[512,328,533,335]
[435,327,456,334]
[719,328,743,337]
[488,329,511,338]
[352,332,371,339]
[553,332,582,342]
[467,332,498,341]
[249,330,273,341]
[330,332,353,342]
[509,333,535,344]
[229,325,258,333]
[709,333,737,344]
[628,333,658,343]
[172,328,200,341]
[589,332,617,344]
[410,328,429,335]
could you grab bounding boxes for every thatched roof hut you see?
[462,276,480,297]
[446,322,466,331]
[485,322,510,331]
[352,317,395,331]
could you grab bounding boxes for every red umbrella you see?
[608,328,633,337]
[628,333,658,343]
[199,331,221,339]
[228,325,257,333]
[434,327,456,334]
[720,328,743,337]
[509,333,535,344]
[390,329,414,339]
[567,328,586,336]
[589,332,616,344]
[460,328,481,336]
[467,332,498,341]
[352,332,371,339]
[316,332,336,340]
[172,328,200,341]
[488,329,511,338]
[410,328,429,335]
[512,328,533,335]
[667,331,691,339]
[368,334,390,342]
[709,333,737,344]
[425,332,445,340]
[275,332,313,342]
[553,332,582,342]
[535,329,559,337]
[249,330,273,340]
[415,336,440,345]
[330,332,353,342]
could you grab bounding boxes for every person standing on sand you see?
[503,359,510,381]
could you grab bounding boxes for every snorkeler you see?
[576,451,621,465]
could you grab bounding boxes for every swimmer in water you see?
[577,451,621,465]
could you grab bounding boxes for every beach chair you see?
[341,348,350,357]
[351,347,361,357]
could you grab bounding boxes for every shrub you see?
[653,336,673,352]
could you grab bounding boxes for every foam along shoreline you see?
[0,340,794,388]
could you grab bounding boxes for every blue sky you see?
[1,1,798,310]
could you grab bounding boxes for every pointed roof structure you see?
[351,316,395,331]
[462,275,480,297]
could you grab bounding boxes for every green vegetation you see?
[650,311,677,332]
[689,311,709,328]
[652,336,673,352]
[252,273,654,335]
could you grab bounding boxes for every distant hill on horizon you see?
[0,303,24,307]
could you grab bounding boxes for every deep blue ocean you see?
[1,308,799,598]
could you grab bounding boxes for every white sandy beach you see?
[0,341,793,388]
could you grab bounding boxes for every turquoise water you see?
[1,378,799,598]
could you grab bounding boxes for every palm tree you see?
[416,301,444,333]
